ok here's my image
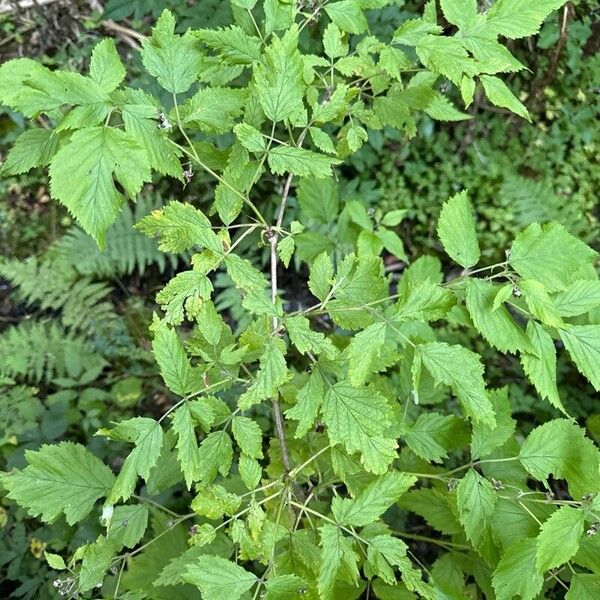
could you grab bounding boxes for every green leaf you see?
[403,412,459,463]
[323,22,348,59]
[485,0,567,40]
[184,555,257,600]
[49,127,151,247]
[178,87,248,134]
[346,322,388,386]
[238,341,289,409]
[286,315,338,358]
[79,536,117,592]
[521,321,565,413]
[393,18,442,46]
[136,201,222,254]
[239,454,262,490]
[566,575,600,599]
[399,489,461,536]
[107,504,149,549]
[492,538,544,600]
[196,25,262,65]
[99,417,164,503]
[298,177,339,224]
[559,325,600,391]
[480,75,530,120]
[465,278,531,354]
[45,552,67,570]
[0,129,64,176]
[416,36,477,85]
[89,39,126,92]
[536,506,584,572]
[318,524,359,598]
[437,190,480,268]
[285,370,325,439]
[264,574,307,599]
[395,280,454,322]
[1,442,114,525]
[553,280,600,317]
[518,279,564,328]
[309,251,334,302]
[509,222,597,292]
[456,469,497,547]
[440,0,477,29]
[471,387,516,459]
[197,431,234,484]
[171,403,201,488]
[234,123,266,153]
[519,419,600,499]
[254,26,305,123]
[156,270,213,325]
[232,416,263,459]
[277,235,295,268]
[325,0,368,34]
[152,322,202,396]
[268,146,340,178]
[332,472,416,526]
[418,342,495,426]
[141,9,202,93]
[322,381,397,473]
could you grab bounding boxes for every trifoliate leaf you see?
[465,278,531,354]
[492,538,544,600]
[99,417,163,503]
[418,342,495,426]
[480,75,530,121]
[268,146,340,178]
[49,127,151,247]
[456,469,497,548]
[322,381,397,473]
[141,9,202,93]
[232,416,263,459]
[332,472,416,526]
[509,222,597,292]
[89,39,126,92]
[437,190,480,269]
[136,201,222,254]
[559,325,600,391]
[184,555,257,600]
[536,506,584,572]
[519,419,600,499]
[521,321,565,413]
[1,442,114,525]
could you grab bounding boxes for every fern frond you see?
[0,321,105,384]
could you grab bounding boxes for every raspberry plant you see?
[2,1,600,599]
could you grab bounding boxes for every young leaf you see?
[1,442,114,525]
[308,251,334,302]
[49,127,151,246]
[196,25,262,65]
[403,412,460,463]
[536,506,584,572]
[437,190,480,269]
[325,0,368,34]
[184,555,257,600]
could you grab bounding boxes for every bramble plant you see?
[1,1,600,599]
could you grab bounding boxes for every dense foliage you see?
[1,1,599,599]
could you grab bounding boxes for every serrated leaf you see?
[171,403,201,488]
[509,222,598,292]
[521,321,565,413]
[268,146,340,178]
[239,455,262,490]
[0,129,64,176]
[456,469,497,547]
[325,0,368,34]
[395,280,454,322]
[196,25,262,65]
[519,419,600,499]
[323,22,348,59]
[309,251,334,302]
[418,342,495,426]
[437,191,480,268]
[277,235,295,268]
[492,538,544,600]
[234,123,266,153]
[156,270,213,325]
[559,325,600,391]
[485,0,567,40]
[49,127,151,247]
[471,387,516,459]
[403,412,459,463]
[1,442,114,525]
[197,431,234,484]
[332,472,416,526]
[141,9,202,93]
[107,504,149,549]
[285,370,325,439]
[286,315,338,358]
[184,555,257,600]
[232,416,263,459]
[346,322,388,386]
[566,574,600,599]
[178,87,248,134]
[322,381,397,473]
[536,506,584,572]
[480,75,530,120]
[318,524,359,598]
[89,38,126,92]
[553,280,600,317]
